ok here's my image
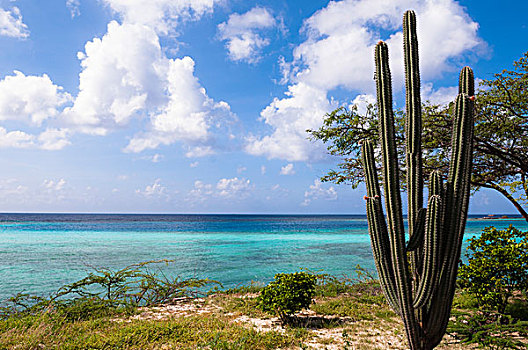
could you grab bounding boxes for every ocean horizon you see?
[1,213,527,302]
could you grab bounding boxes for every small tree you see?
[458,225,528,314]
[257,272,316,325]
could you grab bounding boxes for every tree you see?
[309,52,528,222]
[257,272,316,325]
[458,225,528,314]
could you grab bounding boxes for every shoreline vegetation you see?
[1,262,526,349]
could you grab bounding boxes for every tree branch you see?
[473,181,528,222]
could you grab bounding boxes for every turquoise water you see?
[0,214,526,301]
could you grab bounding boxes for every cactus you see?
[361,10,474,349]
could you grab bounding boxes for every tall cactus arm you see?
[375,41,422,349]
[362,140,401,312]
[403,10,424,258]
[440,92,474,270]
[375,42,406,257]
[413,195,442,308]
[429,170,444,199]
[459,66,475,96]
[425,89,475,346]
[406,208,426,252]
[366,197,402,312]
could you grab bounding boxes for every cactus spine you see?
[361,10,475,350]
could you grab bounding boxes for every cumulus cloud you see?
[44,178,67,191]
[63,22,164,134]
[237,166,247,174]
[148,153,163,163]
[421,82,458,106]
[184,145,216,158]
[135,178,169,199]
[102,0,218,34]
[188,180,214,203]
[0,179,28,199]
[38,129,71,150]
[0,0,230,155]
[187,177,253,202]
[301,179,337,206]
[218,7,277,63]
[57,19,234,154]
[245,83,336,161]
[0,71,72,150]
[0,71,71,126]
[124,56,234,153]
[280,163,295,175]
[0,7,29,38]
[248,0,483,162]
[0,127,34,148]
[216,177,252,198]
[66,0,81,18]
[0,127,70,151]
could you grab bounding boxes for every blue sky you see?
[0,0,525,214]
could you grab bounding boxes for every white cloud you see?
[0,126,69,150]
[260,165,266,175]
[421,83,458,106]
[289,0,481,91]
[189,161,199,168]
[0,179,28,199]
[237,166,247,174]
[0,1,232,155]
[187,177,253,202]
[245,82,336,161]
[0,71,71,126]
[135,178,169,199]
[63,21,164,133]
[44,178,67,191]
[38,129,71,151]
[218,7,276,63]
[216,177,251,198]
[0,127,34,148]
[66,0,81,18]
[350,94,375,115]
[184,145,216,158]
[280,163,295,175]
[60,20,233,154]
[301,179,337,206]
[151,153,163,163]
[188,180,214,202]
[125,57,234,153]
[102,0,218,34]
[249,0,483,162]
[0,7,29,38]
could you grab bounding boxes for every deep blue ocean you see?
[0,213,526,302]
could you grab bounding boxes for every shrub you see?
[458,225,528,313]
[257,272,316,325]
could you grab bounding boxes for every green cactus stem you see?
[361,10,475,350]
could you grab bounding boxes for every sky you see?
[0,0,525,214]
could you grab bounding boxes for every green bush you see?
[257,272,316,325]
[458,225,528,313]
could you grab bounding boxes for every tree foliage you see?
[309,52,528,221]
[458,225,528,314]
[257,272,316,325]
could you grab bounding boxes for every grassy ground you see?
[1,272,527,349]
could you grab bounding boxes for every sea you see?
[0,213,526,302]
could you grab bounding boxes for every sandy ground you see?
[116,295,476,349]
